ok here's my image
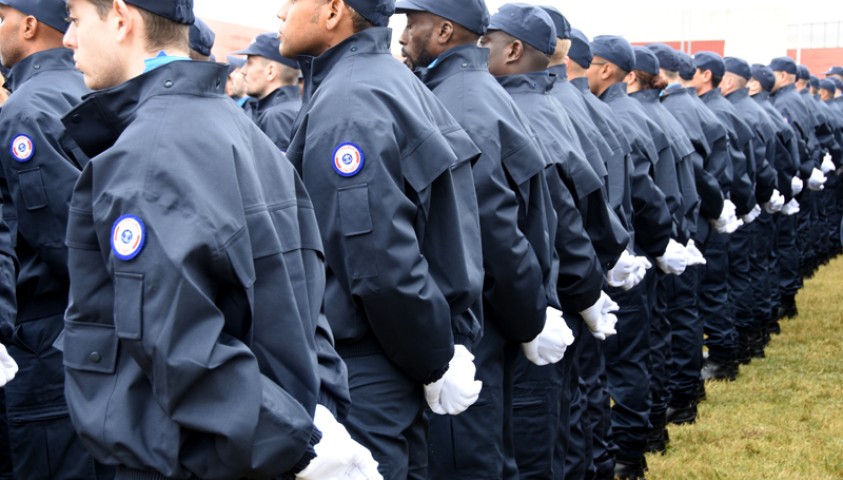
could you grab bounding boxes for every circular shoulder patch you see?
[10,135,34,163]
[111,215,146,261]
[332,143,365,177]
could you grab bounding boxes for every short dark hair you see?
[347,5,373,33]
[632,70,668,91]
[88,0,188,52]
[710,73,722,88]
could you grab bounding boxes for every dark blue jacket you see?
[699,88,758,215]
[255,85,301,151]
[287,28,484,383]
[499,72,628,278]
[631,89,699,242]
[59,61,325,477]
[0,48,85,334]
[801,88,842,166]
[598,82,673,258]
[771,83,819,178]
[725,88,779,204]
[660,83,725,227]
[752,91,800,201]
[419,45,552,343]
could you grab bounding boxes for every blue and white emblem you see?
[10,135,34,163]
[332,143,365,177]
[111,215,146,261]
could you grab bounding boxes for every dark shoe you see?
[666,401,697,425]
[645,426,668,454]
[779,294,798,319]
[695,379,707,403]
[614,457,647,480]
[701,358,738,381]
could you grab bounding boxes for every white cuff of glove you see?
[656,238,688,275]
[711,199,741,234]
[607,250,637,288]
[622,256,652,290]
[764,189,784,214]
[685,239,706,266]
[296,405,382,480]
[0,344,17,388]
[522,307,575,366]
[741,204,762,225]
[424,345,482,415]
[781,198,800,216]
[579,291,619,340]
[791,176,804,196]
[808,167,827,191]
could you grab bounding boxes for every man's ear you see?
[112,0,135,44]
[21,15,38,41]
[505,39,523,64]
[436,20,454,45]
[325,0,344,31]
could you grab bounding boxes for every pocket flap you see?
[62,321,118,374]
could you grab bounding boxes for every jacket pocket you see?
[338,184,377,279]
[18,168,48,210]
[114,272,143,341]
[61,321,118,375]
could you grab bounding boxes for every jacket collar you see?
[7,48,76,91]
[496,70,555,94]
[629,89,660,103]
[599,81,628,101]
[570,76,589,93]
[257,85,300,111]
[63,61,228,158]
[548,64,568,82]
[726,87,749,101]
[416,44,488,90]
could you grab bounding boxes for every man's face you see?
[0,6,25,69]
[689,68,706,94]
[277,0,331,58]
[226,67,246,97]
[240,56,271,98]
[64,0,123,90]
[478,31,512,77]
[585,56,609,95]
[398,11,438,71]
[820,89,833,102]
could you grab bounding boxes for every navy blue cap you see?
[809,75,819,89]
[189,17,215,57]
[693,51,725,78]
[797,64,810,80]
[568,28,592,68]
[591,35,635,73]
[818,78,837,92]
[675,50,695,81]
[226,55,246,69]
[395,0,489,35]
[234,33,299,69]
[346,0,395,27]
[830,77,843,91]
[540,6,570,40]
[0,0,68,32]
[632,46,658,75]
[488,3,556,56]
[769,56,797,75]
[646,43,679,72]
[125,0,194,25]
[825,66,843,76]
[724,56,751,80]
[750,63,775,92]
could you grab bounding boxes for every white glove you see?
[656,238,688,275]
[579,291,619,340]
[607,250,637,289]
[781,198,801,216]
[623,256,652,290]
[0,344,17,387]
[821,153,835,174]
[764,189,784,214]
[791,176,804,196]
[424,345,482,415]
[808,167,826,191]
[685,239,706,266]
[741,204,762,224]
[296,405,382,480]
[711,199,743,234]
[522,307,575,366]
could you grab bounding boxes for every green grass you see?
[646,255,843,480]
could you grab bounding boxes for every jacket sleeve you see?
[0,202,15,342]
[474,135,546,343]
[628,139,672,258]
[753,132,779,204]
[299,121,457,384]
[91,187,317,476]
[693,158,725,221]
[315,313,351,420]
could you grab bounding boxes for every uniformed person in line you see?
[277,0,485,478]
[224,55,248,104]
[650,43,736,427]
[0,0,107,477]
[59,0,379,478]
[586,34,683,480]
[688,51,758,382]
[482,7,627,477]
[747,63,803,339]
[721,57,785,364]
[234,32,302,151]
[565,28,644,480]
[188,17,214,61]
[769,56,826,317]
[395,1,568,478]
